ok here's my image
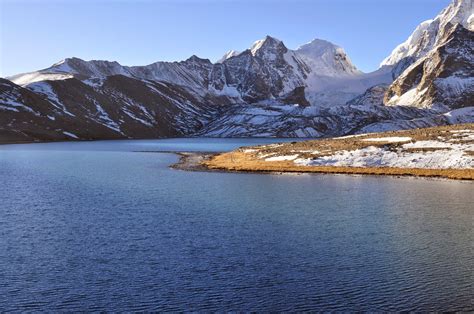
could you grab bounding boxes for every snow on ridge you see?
[10,72,74,86]
[6,35,371,106]
[250,36,282,56]
[380,19,435,67]
[250,39,267,56]
[380,0,473,67]
[295,38,360,76]
[217,50,241,63]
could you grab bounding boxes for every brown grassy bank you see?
[202,124,474,180]
[203,151,474,180]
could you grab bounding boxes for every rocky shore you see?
[170,152,218,172]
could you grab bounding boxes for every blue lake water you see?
[0,138,472,311]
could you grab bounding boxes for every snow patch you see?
[63,131,79,139]
[403,141,443,149]
[27,82,75,117]
[0,105,19,112]
[296,145,473,169]
[265,154,299,162]
[362,136,412,143]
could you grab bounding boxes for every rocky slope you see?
[384,0,473,109]
[1,0,472,143]
[0,76,225,143]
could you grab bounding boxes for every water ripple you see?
[0,141,473,311]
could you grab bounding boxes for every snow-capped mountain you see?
[384,0,473,109]
[385,23,473,110]
[1,0,473,143]
[381,0,473,67]
[296,39,360,76]
[8,35,387,107]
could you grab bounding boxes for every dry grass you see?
[204,151,474,180]
[203,124,474,180]
[239,123,474,159]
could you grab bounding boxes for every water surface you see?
[0,139,472,311]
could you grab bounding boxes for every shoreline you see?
[0,135,308,146]
[170,152,219,172]
[171,151,474,181]
[2,138,472,181]
[195,124,474,181]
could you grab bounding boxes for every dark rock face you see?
[209,36,307,103]
[0,78,121,143]
[390,57,416,80]
[385,23,474,110]
[0,75,230,143]
[347,84,390,107]
[281,87,310,107]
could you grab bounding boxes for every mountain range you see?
[1,0,472,143]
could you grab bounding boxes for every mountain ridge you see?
[1,0,472,143]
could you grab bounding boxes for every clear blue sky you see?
[1,0,450,77]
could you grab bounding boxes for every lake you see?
[0,138,472,311]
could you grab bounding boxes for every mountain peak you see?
[443,0,473,31]
[381,0,473,67]
[295,38,360,76]
[185,55,211,64]
[48,57,86,74]
[216,50,241,63]
[51,57,124,70]
[296,38,340,55]
[250,35,285,56]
